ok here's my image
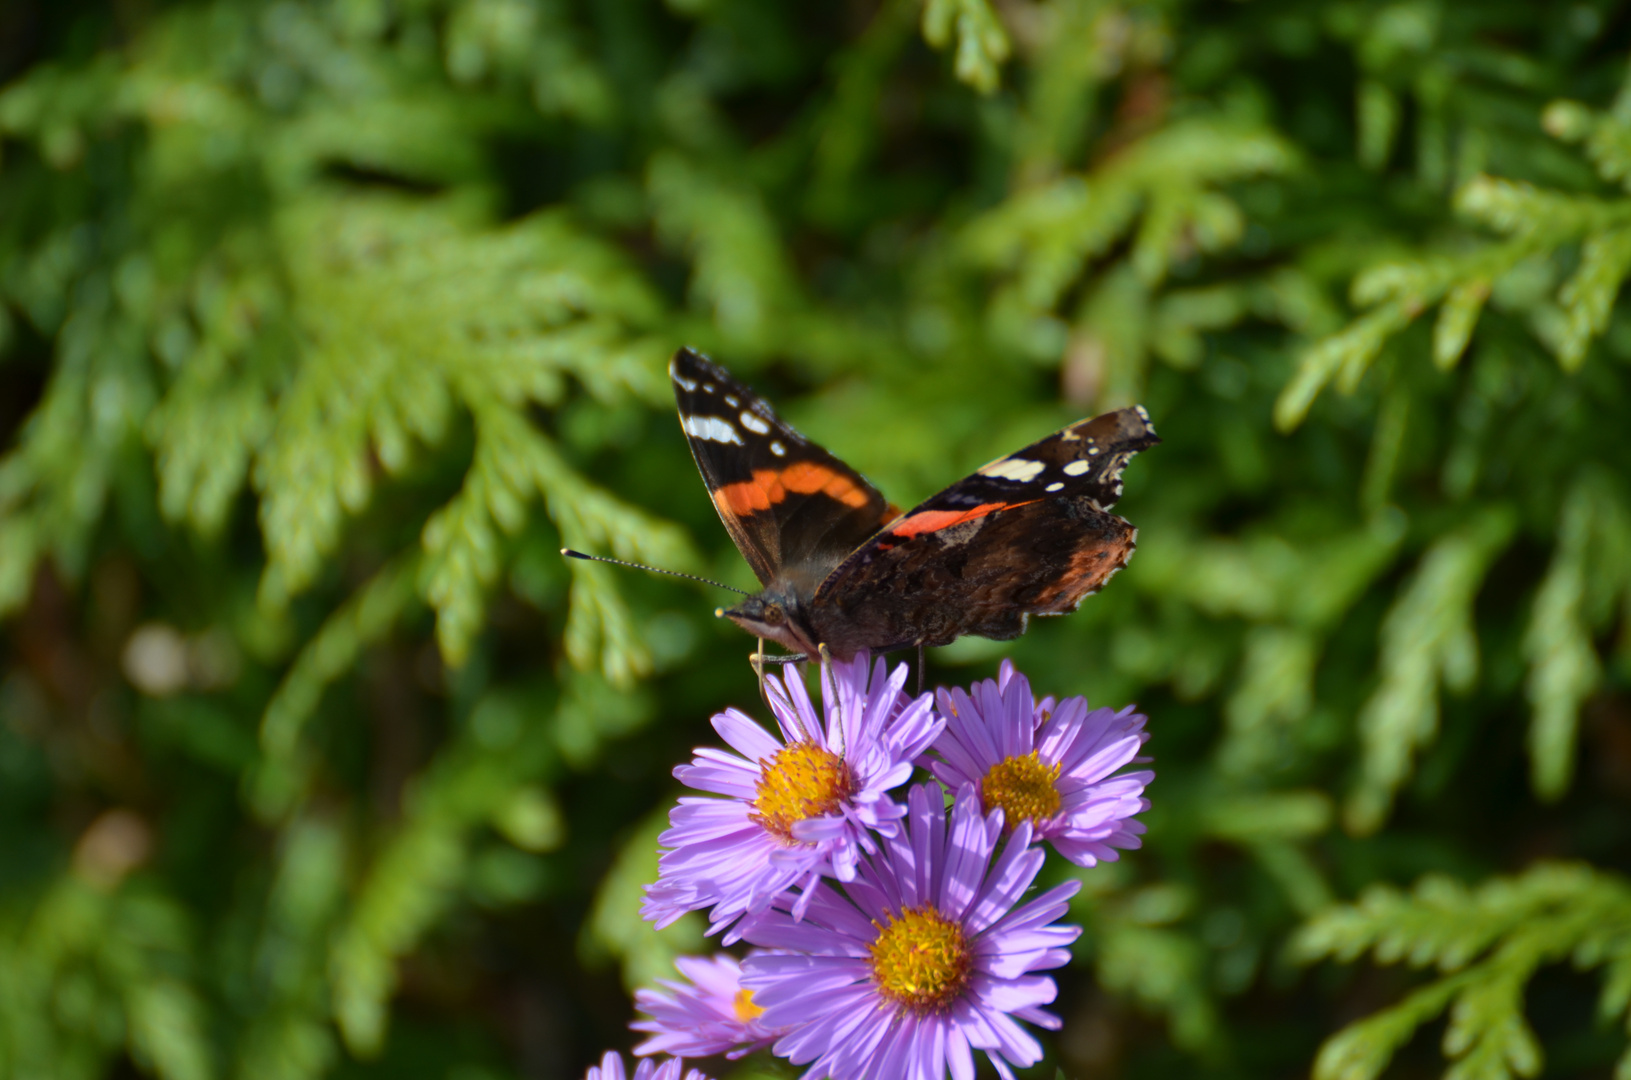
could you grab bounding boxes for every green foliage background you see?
[2,0,1630,1077]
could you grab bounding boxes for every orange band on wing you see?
[777,462,873,508]
[714,470,784,516]
[713,464,874,517]
[777,461,833,494]
[888,500,1034,539]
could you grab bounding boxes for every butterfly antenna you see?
[559,549,750,595]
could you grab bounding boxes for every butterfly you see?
[671,348,1159,662]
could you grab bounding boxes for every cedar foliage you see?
[1,0,1629,1078]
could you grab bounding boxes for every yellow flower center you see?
[752,741,853,841]
[981,751,1062,826]
[868,905,971,1012]
[732,987,764,1022]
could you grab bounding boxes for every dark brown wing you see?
[809,406,1159,655]
[670,348,896,590]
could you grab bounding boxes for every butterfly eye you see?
[762,604,786,625]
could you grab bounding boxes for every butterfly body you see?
[672,349,1158,660]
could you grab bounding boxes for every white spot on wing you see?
[701,383,716,394]
[978,457,1046,483]
[1088,446,1101,455]
[1062,459,1092,476]
[684,415,743,445]
[1045,482,1064,492]
[770,440,786,456]
[725,395,740,407]
[740,411,771,435]
[673,374,697,391]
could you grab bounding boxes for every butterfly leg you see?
[814,644,839,723]
[916,642,925,696]
[749,643,809,707]
[752,637,768,705]
[748,651,807,666]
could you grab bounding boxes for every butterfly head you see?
[717,588,819,657]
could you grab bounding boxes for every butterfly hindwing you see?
[807,407,1159,654]
[670,349,896,591]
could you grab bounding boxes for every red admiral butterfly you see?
[670,348,1159,661]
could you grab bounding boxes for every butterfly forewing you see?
[670,349,895,591]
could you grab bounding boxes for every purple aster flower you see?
[631,953,782,1060]
[927,659,1151,867]
[643,653,942,941]
[582,1050,710,1080]
[737,783,1081,1080]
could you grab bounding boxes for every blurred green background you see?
[3,1,1631,1078]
